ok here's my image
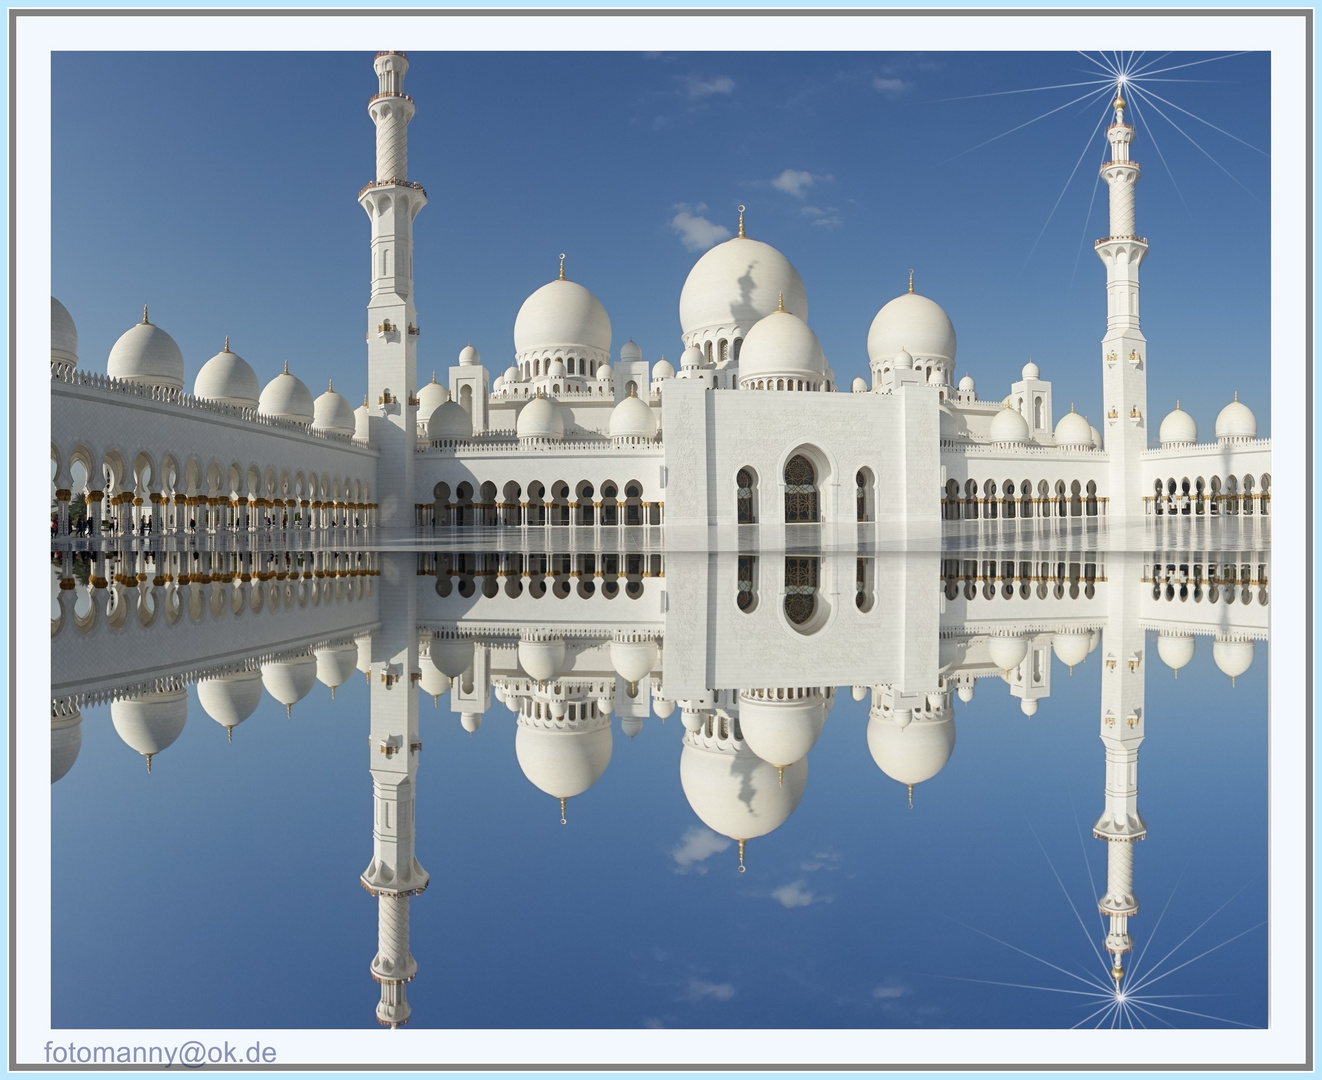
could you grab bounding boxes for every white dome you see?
[738,691,827,769]
[196,669,264,732]
[989,406,1030,444]
[597,695,614,717]
[1159,403,1198,446]
[426,400,472,440]
[504,364,520,383]
[926,366,945,385]
[1213,636,1255,682]
[619,339,643,362]
[597,363,614,382]
[354,396,371,442]
[52,297,78,367]
[1054,408,1093,447]
[1157,632,1196,675]
[609,637,658,684]
[680,738,806,842]
[1089,425,1103,449]
[958,374,975,393]
[516,393,565,442]
[419,658,451,701]
[460,712,482,734]
[867,291,957,367]
[111,688,188,767]
[257,365,315,424]
[513,278,611,360]
[956,683,975,704]
[1021,360,1040,379]
[893,348,913,370]
[851,376,867,393]
[547,359,567,379]
[866,714,955,786]
[492,375,506,393]
[107,310,185,391]
[608,391,658,441]
[679,235,808,341]
[737,310,826,385]
[315,643,359,691]
[515,715,613,801]
[620,717,643,740]
[417,372,450,415]
[680,345,705,370]
[851,685,868,702]
[51,708,82,783]
[261,654,317,712]
[1020,699,1039,716]
[194,341,259,409]
[430,639,473,679]
[1215,396,1257,441]
[312,382,356,436]
[988,635,1028,673]
[459,344,481,367]
[518,636,566,682]
[653,698,676,720]
[1052,632,1092,671]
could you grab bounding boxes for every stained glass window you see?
[784,455,818,523]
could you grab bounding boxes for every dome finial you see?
[737,839,746,873]
[908,269,914,294]
[430,371,437,384]
[145,753,153,773]
[1176,398,1180,410]
[777,765,784,787]
[363,394,369,407]
[328,378,334,392]
[141,305,149,324]
[908,783,914,809]
[283,359,289,375]
[777,290,784,313]
[1234,390,1239,402]
[227,726,233,743]
[558,252,566,281]
[737,204,746,239]
[286,703,292,718]
[224,335,230,352]
[560,797,567,825]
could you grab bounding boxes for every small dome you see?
[1213,636,1255,682]
[988,635,1028,673]
[51,297,78,367]
[51,707,82,783]
[851,686,868,702]
[196,669,264,731]
[419,656,451,701]
[653,698,676,720]
[518,636,566,682]
[1216,395,1257,442]
[492,375,506,393]
[956,683,975,704]
[194,340,260,409]
[1089,424,1103,449]
[597,363,614,382]
[851,376,867,393]
[866,713,955,786]
[354,396,371,442]
[547,359,567,380]
[609,637,658,684]
[111,688,188,767]
[1021,360,1040,379]
[738,690,827,769]
[1159,403,1197,446]
[1052,632,1092,670]
[460,712,482,734]
[430,639,473,679]
[867,291,957,367]
[894,348,914,370]
[958,374,975,393]
[459,344,481,366]
[619,339,643,362]
[107,309,185,391]
[315,643,359,691]
[608,391,658,441]
[1054,407,1093,447]
[417,372,450,415]
[989,405,1030,444]
[516,393,565,442]
[620,717,644,740]
[258,364,315,424]
[926,366,945,385]
[514,278,611,360]
[1157,632,1196,675]
[1020,699,1039,716]
[503,364,519,383]
[680,345,705,370]
[680,738,806,842]
[596,695,614,718]
[426,400,472,440]
[312,382,356,436]
[261,654,318,712]
[679,235,808,341]
[737,309,827,385]
[515,714,613,800]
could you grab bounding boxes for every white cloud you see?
[873,76,912,100]
[668,205,732,253]
[682,74,735,99]
[770,168,818,198]
[771,878,832,908]
[800,205,842,228]
[872,983,908,1000]
[671,824,732,872]
[800,850,843,873]
[685,978,735,1003]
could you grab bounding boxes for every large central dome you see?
[679,236,807,343]
[513,278,611,361]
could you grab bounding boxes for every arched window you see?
[1020,479,1033,519]
[964,478,979,520]
[1034,396,1044,429]
[737,467,758,524]
[856,468,875,522]
[984,479,998,520]
[945,478,961,521]
[1086,479,1098,516]
[719,339,729,364]
[1003,478,1016,519]
[856,557,875,612]
[705,341,713,364]
[1070,479,1083,517]
[784,455,819,523]
[737,555,758,612]
[784,556,818,626]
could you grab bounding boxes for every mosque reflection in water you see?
[50,540,1268,1030]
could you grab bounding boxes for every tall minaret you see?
[1096,84,1149,517]
[1093,550,1147,990]
[360,51,426,528]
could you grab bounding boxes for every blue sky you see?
[51,49,1271,439]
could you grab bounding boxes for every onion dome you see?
[515,713,613,811]
[459,344,481,367]
[196,669,264,739]
[261,654,317,716]
[460,712,482,734]
[867,290,957,368]
[737,304,827,389]
[312,381,356,436]
[354,395,371,442]
[516,391,565,444]
[866,712,955,788]
[851,685,868,702]
[518,635,566,683]
[1054,406,1093,448]
[989,405,1030,444]
[547,359,568,380]
[51,705,82,784]
[107,307,185,391]
[926,367,945,385]
[1089,424,1103,449]
[958,374,975,394]
[513,277,611,363]
[430,638,473,679]
[111,688,188,771]
[608,388,658,442]
[738,689,827,772]
[679,233,808,343]
[597,363,614,382]
[597,695,614,717]
[1052,632,1092,672]
[1020,699,1039,716]
[419,657,451,704]
[619,339,643,363]
[417,372,450,415]
[1159,401,1197,447]
[315,643,359,695]
[956,683,975,704]
[851,376,867,393]
[426,400,472,441]
[988,635,1028,674]
[1213,635,1255,685]
[503,364,520,384]
[893,348,914,370]
[51,297,79,368]
[1156,632,1196,676]
[257,362,315,424]
[1215,394,1257,442]
[492,375,506,394]
[680,737,806,853]
[653,697,676,720]
[194,338,260,408]
[680,708,705,733]
[355,632,374,674]
[1021,360,1040,379]
[621,716,643,740]
[609,635,658,687]
[680,345,705,370]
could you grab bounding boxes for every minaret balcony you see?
[1095,235,1148,247]
[368,91,415,105]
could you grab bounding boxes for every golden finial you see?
[1112,963,1125,990]
[227,726,233,743]
[431,371,437,384]
[224,335,230,352]
[286,703,292,718]
[777,291,785,313]
[283,360,289,375]
[1113,80,1126,112]
[363,394,369,407]
[328,379,334,392]
[330,685,336,699]
[628,385,636,398]
[1070,403,1076,414]
[536,386,545,399]
[558,253,566,281]
[141,305,150,324]
[907,783,914,809]
[777,765,784,787]
[737,205,746,239]
[146,753,153,773]
[908,269,914,294]
[560,797,567,825]
[1234,390,1239,402]
[737,839,746,873]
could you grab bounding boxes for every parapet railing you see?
[1141,438,1272,456]
[940,438,1106,457]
